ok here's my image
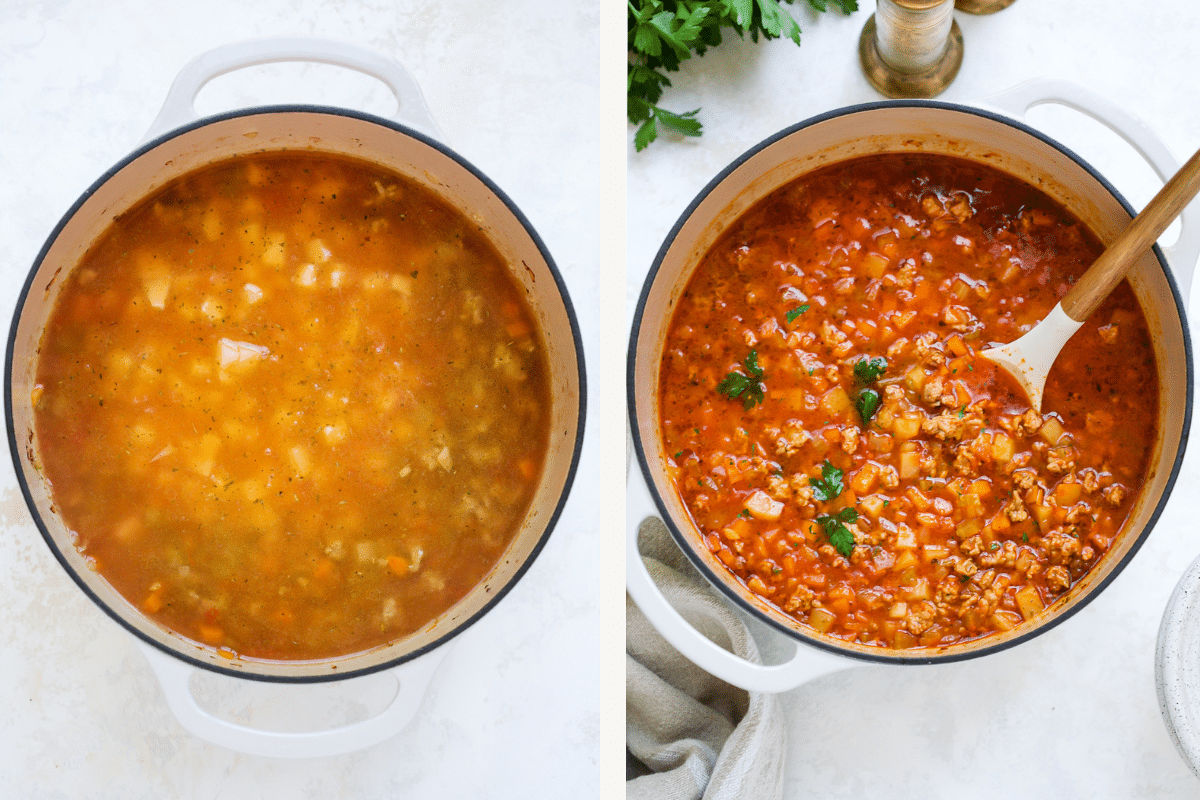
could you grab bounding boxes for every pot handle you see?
[136,640,447,758]
[141,37,441,145]
[626,466,855,694]
[978,78,1200,302]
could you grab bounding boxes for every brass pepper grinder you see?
[955,0,1017,14]
[859,0,964,99]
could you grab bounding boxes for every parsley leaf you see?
[856,388,881,425]
[810,459,843,503]
[853,356,888,385]
[785,303,810,323]
[627,0,858,150]
[716,350,765,410]
[816,506,858,557]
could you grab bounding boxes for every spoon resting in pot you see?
[981,146,1200,412]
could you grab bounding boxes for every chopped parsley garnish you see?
[816,506,858,557]
[957,405,966,419]
[1022,532,1029,542]
[674,451,683,458]
[716,349,765,410]
[959,574,972,584]
[810,459,844,503]
[853,356,888,385]
[856,388,881,425]
[989,541,1000,551]
[785,304,811,323]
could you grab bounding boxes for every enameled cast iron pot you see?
[628,80,1197,693]
[5,39,585,757]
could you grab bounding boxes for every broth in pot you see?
[32,152,551,662]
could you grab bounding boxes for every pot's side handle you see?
[136,641,447,759]
[979,78,1199,302]
[626,468,856,694]
[141,37,441,145]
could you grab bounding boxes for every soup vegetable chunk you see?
[34,153,550,660]
[658,154,1158,650]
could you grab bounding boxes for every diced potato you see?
[306,238,332,263]
[289,445,311,476]
[296,263,318,287]
[262,233,286,266]
[1031,504,1052,530]
[820,386,852,417]
[244,283,264,303]
[956,518,983,539]
[904,366,927,392]
[1039,417,1067,445]
[390,275,413,297]
[862,252,890,278]
[894,526,919,549]
[990,610,1021,631]
[1015,585,1045,620]
[859,494,886,519]
[894,414,922,441]
[923,544,950,560]
[903,577,930,601]
[201,209,222,241]
[888,602,908,619]
[959,492,985,519]
[745,489,784,521]
[893,630,917,649]
[143,270,171,310]
[899,448,921,479]
[809,607,836,633]
[322,423,349,445]
[992,432,1016,463]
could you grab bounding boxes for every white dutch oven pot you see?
[6,39,585,757]
[628,80,1197,693]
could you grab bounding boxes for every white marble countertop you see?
[627,1,1200,797]
[0,2,603,797]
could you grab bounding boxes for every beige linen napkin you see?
[627,517,785,800]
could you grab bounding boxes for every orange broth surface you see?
[658,153,1158,650]
[34,153,550,661]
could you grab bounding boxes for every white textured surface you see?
[0,1,600,797]
[628,0,1200,796]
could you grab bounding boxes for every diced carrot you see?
[387,555,410,576]
[142,591,164,614]
[314,558,336,581]
[849,462,880,494]
[946,334,968,357]
[217,648,236,660]
[197,623,224,644]
[505,320,531,339]
[516,458,537,481]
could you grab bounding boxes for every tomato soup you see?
[658,153,1157,650]
[33,153,551,661]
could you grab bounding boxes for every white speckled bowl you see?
[1157,553,1200,777]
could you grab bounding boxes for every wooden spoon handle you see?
[1062,146,1200,322]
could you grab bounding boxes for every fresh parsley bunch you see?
[628,0,858,151]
